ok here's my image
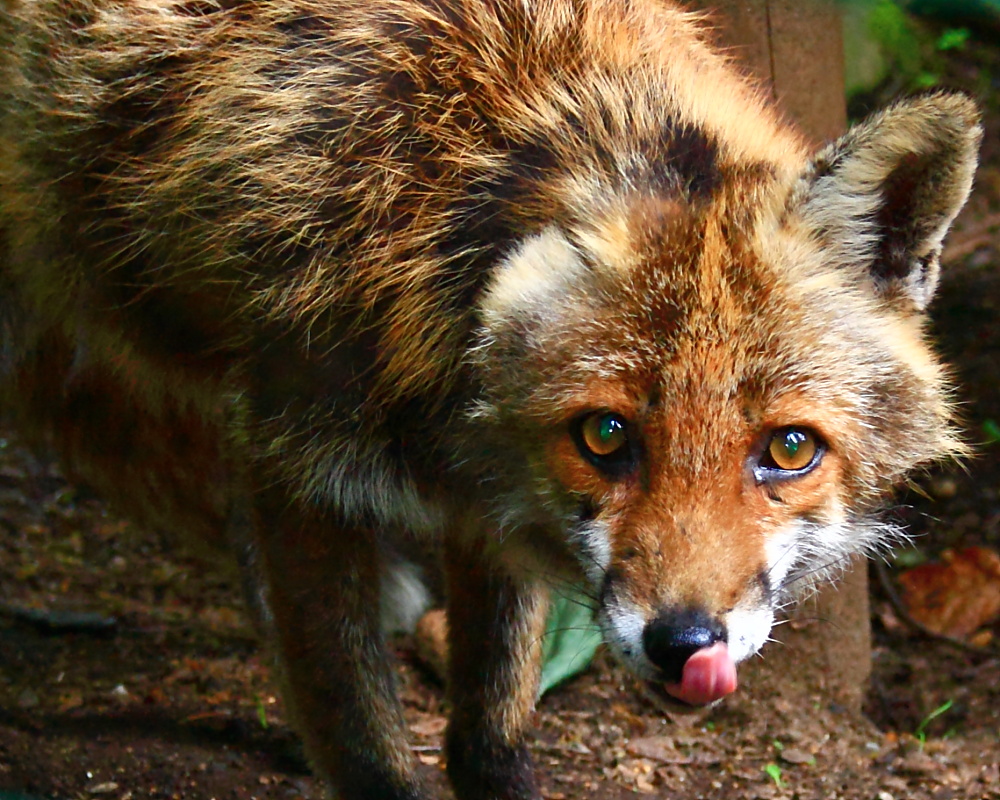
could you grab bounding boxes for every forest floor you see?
[2,17,1000,800]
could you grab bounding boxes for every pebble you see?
[110,684,130,703]
[778,747,815,765]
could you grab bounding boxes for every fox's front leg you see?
[444,536,549,800]
[251,490,424,800]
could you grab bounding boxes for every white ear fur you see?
[795,92,981,310]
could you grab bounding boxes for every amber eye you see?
[765,427,819,472]
[581,412,627,455]
[573,411,635,477]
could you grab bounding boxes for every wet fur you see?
[0,1,980,799]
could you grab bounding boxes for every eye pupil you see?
[599,415,622,443]
[782,431,804,456]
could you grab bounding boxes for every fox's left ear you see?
[793,92,982,311]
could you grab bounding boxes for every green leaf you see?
[764,763,784,788]
[539,590,602,695]
[935,27,971,50]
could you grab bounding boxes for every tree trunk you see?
[699,0,873,714]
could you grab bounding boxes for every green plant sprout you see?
[915,699,954,748]
[255,694,270,730]
[764,763,784,788]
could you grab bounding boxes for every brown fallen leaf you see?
[625,736,692,764]
[897,547,1000,639]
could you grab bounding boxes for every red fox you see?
[0,0,980,798]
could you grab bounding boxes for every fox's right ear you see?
[792,92,981,311]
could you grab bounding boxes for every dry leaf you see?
[625,736,692,765]
[898,547,1000,639]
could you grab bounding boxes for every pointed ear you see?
[794,92,981,311]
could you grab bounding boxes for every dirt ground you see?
[2,22,1000,800]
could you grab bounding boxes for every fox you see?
[0,0,982,798]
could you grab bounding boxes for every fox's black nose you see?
[642,608,726,682]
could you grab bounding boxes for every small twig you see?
[0,602,118,636]
[942,210,1000,264]
[182,710,234,724]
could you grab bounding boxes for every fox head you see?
[468,93,980,706]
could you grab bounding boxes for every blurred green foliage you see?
[845,3,974,95]
[903,0,1000,21]
[539,591,602,695]
[840,0,994,113]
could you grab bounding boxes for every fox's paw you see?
[446,731,541,800]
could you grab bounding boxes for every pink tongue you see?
[663,642,738,706]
